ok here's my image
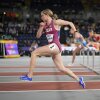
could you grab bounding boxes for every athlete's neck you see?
[46,17,52,25]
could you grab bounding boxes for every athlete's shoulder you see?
[54,19,65,25]
[54,19,64,23]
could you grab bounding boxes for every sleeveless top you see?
[44,20,62,52]
[75,38,83,44]
[75,37,87,47]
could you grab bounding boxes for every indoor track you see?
[0,56,100,100]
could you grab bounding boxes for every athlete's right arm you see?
[36,22,45,38]
[55,19,77,32]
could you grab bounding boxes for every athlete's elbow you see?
[69,22,74,27]
[69,22,76,31]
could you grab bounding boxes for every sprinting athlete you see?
[20,9,85,88]
[69,30,88,65]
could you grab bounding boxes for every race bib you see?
[46,34,54,43]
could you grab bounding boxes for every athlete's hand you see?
[37,22,45,38]
[29,47,33,52]
[40,22,45,27]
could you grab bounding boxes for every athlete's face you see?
[41,13,48,21]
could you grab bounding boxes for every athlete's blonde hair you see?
[41,9,58,19]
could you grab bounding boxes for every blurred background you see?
[0,0,100,56]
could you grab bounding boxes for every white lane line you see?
[0,89,100,93]
[0,80,100,83]
[0,75,99,77]
[0,67,88,69]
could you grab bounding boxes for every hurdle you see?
[80,47,100,74]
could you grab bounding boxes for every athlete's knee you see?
[31,50,39,57]
[58,67,66,72]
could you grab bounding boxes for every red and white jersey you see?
[44,20,62,51]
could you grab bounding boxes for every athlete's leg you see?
[52,53,79,81]
[72,46,82,64]
[52,53,85,88]
[28,43,60,78]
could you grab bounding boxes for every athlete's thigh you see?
[32,45,52,56]
[32,43,60,56]
[52,53,64,69]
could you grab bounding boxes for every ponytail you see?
[52,14,58,20]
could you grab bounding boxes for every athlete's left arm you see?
[75,32,88,47]
[55,19,77,32]
[80,34,88,47]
